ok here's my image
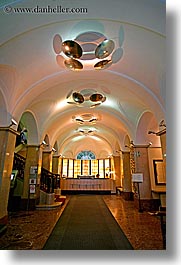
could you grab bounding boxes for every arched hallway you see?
[0,0,166,251]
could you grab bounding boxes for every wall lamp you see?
[9,118,18,127]
[40,140,49,147]
[125,141,135,148]
[52,147,57,152]
[148,130,157,135]
[159,119,166,128]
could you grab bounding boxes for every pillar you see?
[112,155,121,187]
[52,155,61,190]
[0,127,18,225]
[52,155,61,174]
[21,145,42,210]
[157,129,166,179]
[122,151,133,200]
[134,145,152,210]
[42,151,52,171]
[157,128,166,207]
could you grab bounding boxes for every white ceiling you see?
[0,0,166,158]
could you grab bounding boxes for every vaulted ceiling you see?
[0,0,166,158]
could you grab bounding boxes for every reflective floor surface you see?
[0,195,164,250]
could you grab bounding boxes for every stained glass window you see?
[61,157,111,178]
[77,151,96,160]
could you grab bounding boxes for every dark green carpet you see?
[43,195,133,250]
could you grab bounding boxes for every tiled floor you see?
[0,194,165,250]
[103,195,164,250]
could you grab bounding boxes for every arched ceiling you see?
[0,0,166,158]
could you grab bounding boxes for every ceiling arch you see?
[0,0,166,157]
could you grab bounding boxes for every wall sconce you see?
[148,130,157,135]
[52,147,57,152]
[40,140,49,147]
[130,141,135,147]
[159,119,166,128]
[9,118,18,127]
[125,141,135,149]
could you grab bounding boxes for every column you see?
[52,155,61,191]
[157,128,166,207]
[112,156,120,184]
[134,145,152,210]
[0,127,18,225]
[22,145,42,209]
[122,151,133,200]
[52,155,61,174]
[157,129,166,179]
[42,151,52,171]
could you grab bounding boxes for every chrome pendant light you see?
[62,40,83,59]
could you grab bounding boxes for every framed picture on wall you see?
[153,159,166,185]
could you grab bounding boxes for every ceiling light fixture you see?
[72,114,99,124]
[67,90,106,107]
[89,118,97,123]
[77,128,96,136]
[53,27,124,71]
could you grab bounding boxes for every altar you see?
[61,178,116,194]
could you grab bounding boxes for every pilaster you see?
[112,155,121,187]
[122,151,133,200]
[133,145,154,210]
[22,145,42,209]
[52,155,61,174]
[42,151,53,172]
[0,127,18,223]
